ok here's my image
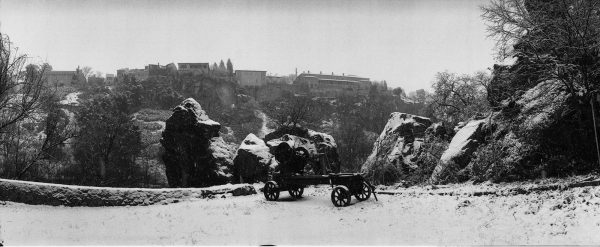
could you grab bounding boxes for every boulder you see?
[430,118,488,183]
[261,126,342,175]
[516,80,568,131]
[308,129,341,173]
[361,112,433,184]
[160,98,233,187]
[233,134,273,183]
[208,137,236,184]
[266,134,316,175]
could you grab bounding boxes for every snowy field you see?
[1,184,600,245]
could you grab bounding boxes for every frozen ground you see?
[1,184,600,245]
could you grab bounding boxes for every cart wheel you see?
[331,186,351,207]
[288,186,304,199]
[354,181,372,201]
[263,181,280,201]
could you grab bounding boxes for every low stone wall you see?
[0,179,256,207]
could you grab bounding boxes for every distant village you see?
[44,61,390,101]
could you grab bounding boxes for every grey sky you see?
[0,0,496,91]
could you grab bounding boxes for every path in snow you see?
[255,110,274,138]
[1,185,600,245]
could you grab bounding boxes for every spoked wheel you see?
[331,186,351,207]
[263,181,280,201]
[288,186,304,199]
[354,181,372,201]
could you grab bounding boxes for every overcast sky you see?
[0,0,497,92]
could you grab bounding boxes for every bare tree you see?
[0,33,46,134]
[81,66,93,79]
[481,0,600,99]
[430,71,491,125]
[266,95,316,127]
[0,33,76,179]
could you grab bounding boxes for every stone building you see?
[178,63,210,75]
[293,73,371,96]
[235,70,267,87]
[116,67,149,81]
[105,74,116,84]
[44,69,86,86]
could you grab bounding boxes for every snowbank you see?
[0,179,255,207]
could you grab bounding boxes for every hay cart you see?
[263,173,377,207]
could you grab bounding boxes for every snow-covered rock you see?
[516,80,567,131]
[430,118,488,183]
[264,126,342,174]
[308,129,341,173]
[161,98,232,187]
[233,134,274,183]
[361,112,432,184]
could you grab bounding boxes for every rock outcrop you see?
[430,118,488,183]
[233,134,274,183]
[361,113,432,184]
[160,98,234,187]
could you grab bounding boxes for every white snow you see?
[254,110,274,138]
[239,133,272,163]
[266,135,317,155]
[199,119,220,126]
[517,80,567,129]
[59,92,81,106]
[1,184,599,245]
[439,119,485,164]
[308,129,337,148]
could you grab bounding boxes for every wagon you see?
[263,173,377,207]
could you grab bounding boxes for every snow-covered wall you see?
[0,179,255,207]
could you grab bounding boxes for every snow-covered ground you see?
[1,184,600,245]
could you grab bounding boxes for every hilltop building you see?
[178,63,210,75]
[293,72,371,96]
[116,68,148,81]
[105,74,115,84]
[235,70,267,86]
[44,69,86,86]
